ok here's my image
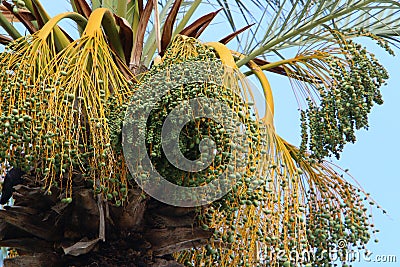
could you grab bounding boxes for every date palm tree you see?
[0,0,399,266]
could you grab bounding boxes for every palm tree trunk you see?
[0,172,211,266]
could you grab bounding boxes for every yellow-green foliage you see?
[0,16,379,267]
[0,11,135,203]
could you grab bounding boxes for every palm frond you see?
[131,0,154,67]
[161,0,183,55]
[179,8,221,38]
[71,0,92,19]
[1,2,37,34]
[219,23,254,45]
[0,9,22,39]
[141,0,175,66]
[0,34,12,44]
[114,14,134,64]
[227,0,400,65]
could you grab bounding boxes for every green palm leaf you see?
[219,0,400,65]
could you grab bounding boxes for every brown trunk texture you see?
[0,172,212,266]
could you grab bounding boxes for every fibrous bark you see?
[0,172,211,266]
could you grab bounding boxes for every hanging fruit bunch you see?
[176,140,378,266]
[0,1,392,266]
[114,34,379,267]
[0,10,135,204]
[121,34,269,203]
[299,30,390,159]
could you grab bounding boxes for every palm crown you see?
[0,0,399,266]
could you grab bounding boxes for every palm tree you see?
[0,0,398,266]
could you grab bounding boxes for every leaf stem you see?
[237,0,374,67]
[0,12,22,39]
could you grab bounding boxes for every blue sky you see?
[1,1,399,266]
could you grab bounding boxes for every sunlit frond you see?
[231,0,400,65]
